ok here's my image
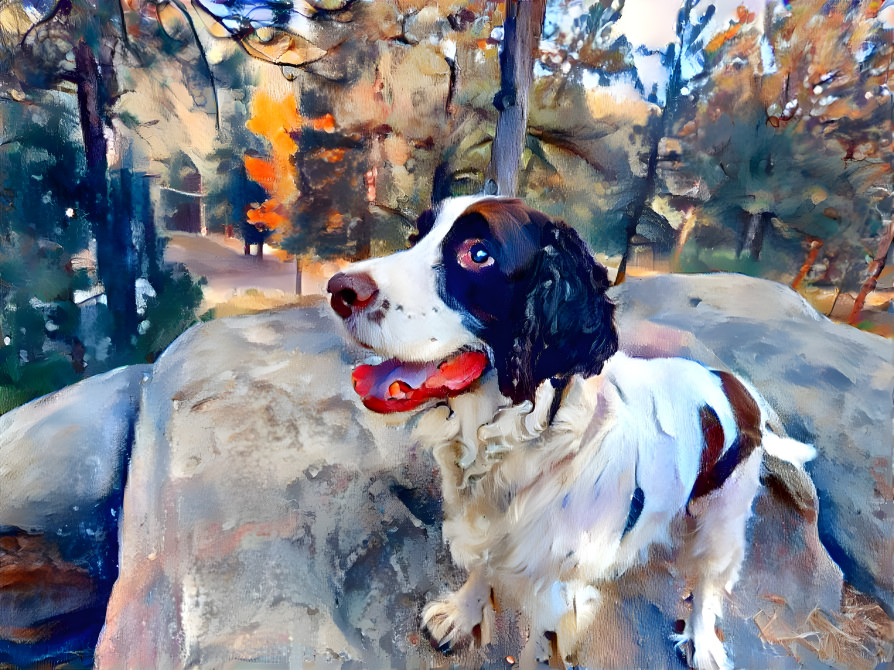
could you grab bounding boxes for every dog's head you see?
[328,196,618,412]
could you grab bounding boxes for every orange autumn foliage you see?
[706,12,749,54]
[243,156,277,192]
[705,6,757,54]
[313,147,347,164]
[311,114,336,133]
[245,89,301,207]
[706,23,742,53]
[243,87,303,238]
[246,200,289,231]
[325,210,344,232]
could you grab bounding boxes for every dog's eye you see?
[458,239,495,270]
[470,243,490,264]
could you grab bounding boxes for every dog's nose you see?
[327,272,379,318]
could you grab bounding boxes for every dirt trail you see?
[163,233,345,310]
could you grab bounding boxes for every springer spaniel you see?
[327,196,814,670]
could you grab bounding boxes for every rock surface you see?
[91,274,892,669]
[0,365,149,667]
[3,274,891,669]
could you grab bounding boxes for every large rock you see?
[0,365,149,667]
[95,301,458,669]
[90,274,892,669]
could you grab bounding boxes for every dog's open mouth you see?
[351,350,489,413]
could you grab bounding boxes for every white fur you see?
[338,196,497,362]
[413,355,791,669]
[762,432,817,467]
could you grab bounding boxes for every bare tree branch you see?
[849,218,894,325]
[164,0,221,131]
[790,238,823,291]
[527,126,617,180]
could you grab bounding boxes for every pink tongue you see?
[352,351,488,413]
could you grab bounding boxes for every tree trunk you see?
[485,0,547,197]
[849,218,894,325]
[827,286,842,317]
[75,39,137,355]
[75,41,108,177]
[616,0,696,285]
[790,238,823,290]
[673,207,697,266]
[112,165,138,335]
[432,161,453,204]
[140,173,164,290]
[295,259,303,296]
[615,114,661,285]
[738,211,769,260]
[351,212,372,262]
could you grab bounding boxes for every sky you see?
[616,0,769,101]
[613,0,766,49]
[543,0,771,103]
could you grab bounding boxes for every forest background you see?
[0,0,891,414]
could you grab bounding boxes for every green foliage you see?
[0,4,205,415]
[653,0,892,289]
[0,351,80,414]
[204,147,266,235]
[132,268,204,364]
[695,103,864,240]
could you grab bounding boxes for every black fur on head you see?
[436,198,618,404]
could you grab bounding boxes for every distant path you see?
[163,233,343,309]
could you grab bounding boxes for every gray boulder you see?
[91,274,892,669]
[0,365,149,666]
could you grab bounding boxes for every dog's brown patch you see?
[716,371,762,445]
[691,405,726,500]
[690,371,762,501]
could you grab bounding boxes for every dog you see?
[327,195,815,669]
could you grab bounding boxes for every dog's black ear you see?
[496,220,618,403]
[408,208,436,246]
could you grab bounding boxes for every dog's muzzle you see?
[327,272,379,318]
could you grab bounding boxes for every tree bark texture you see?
[790,238,823,290]
[738,211,770,260]
[75,39,138,353]
[614,112,661,285]
[849,218,894,325]
[486,0,547,197]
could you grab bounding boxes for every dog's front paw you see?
[421,590,492,654]
[519,630,556,670]
[672,629,732,670]
[691,634,732,670]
